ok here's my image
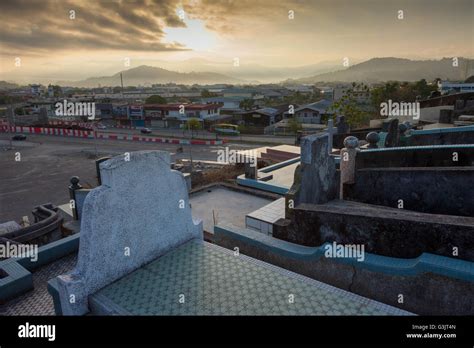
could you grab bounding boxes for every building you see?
[317,86,334,100]
[239,107,281,129]
[201,96,245,113]
[439,81,474,94]
[143,103,222,128]
[283,99,334,124]
[30,84,43,96]
[286,85,314,94]
[127,105,145,127]
[222,88,256,99]
[95,103,114,120]
[333,85,370,103]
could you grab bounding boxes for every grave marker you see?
[56,151,203,315]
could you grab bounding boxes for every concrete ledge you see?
[214,223,474,315]
[0,262,32,304]
[412,125,474,135]
[0,234,80,303]
[236,157,301,195]
[236,176,289,194]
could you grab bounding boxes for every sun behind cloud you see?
[164,12,217,52]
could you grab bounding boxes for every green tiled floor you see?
[91,240,412,315]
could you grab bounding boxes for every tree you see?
[145,95,167,104]
[465,76,474,83]
[370,79,438,117]
[186,118,201,138]
[201,89,217,98]
[287,117,302,142]
[240,98,254,110]
[330,82,370,128]
[14,107,24,115]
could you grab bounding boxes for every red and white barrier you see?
[0,126,226,145]
[111,125,137,130]
[1,126,94,138]
[48,121,94,129]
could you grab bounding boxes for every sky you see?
[0,0,473,83]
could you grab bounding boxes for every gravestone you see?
[295,133,337,205]
[339,136,359,199]
[384,118,399,147]
[327,119,335,154]
[56,150,203,315]
[0,221,21,236]
[244,161,258,179]
[336,116,349,134]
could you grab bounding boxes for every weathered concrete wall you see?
[214,225,474,315]
[356,147,474,168]
[273,200,474,261]
[346,167,474,216]
[296,134,338,205]
[409,129,474,145]
[419,106,453,123]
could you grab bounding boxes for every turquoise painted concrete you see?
[214,223,474,283]
[412,125,474,135]
[0,234,80,303]
[362,143,474,153]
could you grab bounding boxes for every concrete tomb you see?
[55,151,203,315]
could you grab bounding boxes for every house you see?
[317,86,334,100]
[201,96,246,113]
[286,85,314,94]
[239,107,280,129]
[222,88,256,99]
[95,103,114,120]
[333,85,370,103]
[261,90,284,100]
[439,81,474,95]
[143,103,222,128]
[283,100,334,124]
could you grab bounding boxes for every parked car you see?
[12,134,27,141]
[96,124,107,129]
[140,128,152,134]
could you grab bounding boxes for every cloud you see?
[0,0,188,55]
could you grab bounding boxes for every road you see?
[97,127,296,145]
[0,133,263,223]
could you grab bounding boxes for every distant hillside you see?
[57,65,245,87]
[0,81,19,90]
[290,57,474,83]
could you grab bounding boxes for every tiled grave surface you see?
[1,253,77,316]
[246,198,285,235]
[92,239,412,316]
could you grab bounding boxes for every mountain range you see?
[290,57,473,84]
[55,65,245,87]
[3,57,473,88]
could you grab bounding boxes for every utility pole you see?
[120,73,124,100]
[7,105,15,150]
[188,121,193,171]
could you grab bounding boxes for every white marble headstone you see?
[56,151,203,315]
